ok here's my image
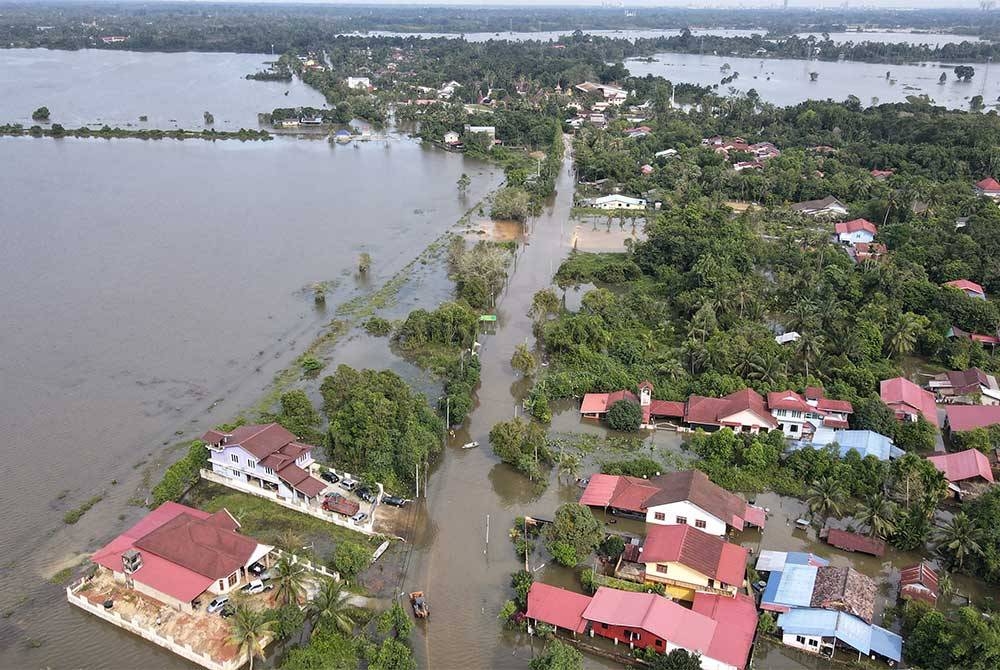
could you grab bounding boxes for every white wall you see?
[782,632,829,655]
[839,230,875,245]
[645,501,726,536]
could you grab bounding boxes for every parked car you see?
[357,487,376,503]
[339,477,358,492]
[322,493,360,516]
[320,469,340,484]
[350,511,369,525]
[207,595,230,614]
[382,495,408,507]
[240,579,273,595]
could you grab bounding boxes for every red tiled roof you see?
[580,390,639,415]
[641,524,748,586]
[646,470,758,530]
[835,218,877,235]
[204,423,323,497]
[526,582,591,633]
[805,387,825,400]
[822,417,850,429]
[823,528,886,557]
[880,377,939,427]
[927,449,995,483]
[816,398,853,414]
[767,390,813,413]
[971,333,1000,345]
[584,588,717,655]
[92,502,264,604]
[649,399,685,418]
[946,405,1000,433]
[578,474,658,512]
[686,389,777,429]
[944,279,986,296]
[870,169,894,178]
[900,562,939,605]
[975,177,1000,192]
[691,593,757,670]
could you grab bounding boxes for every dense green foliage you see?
[150,440,208,506]
[544,503,603,567]
[606,399,643,431]
[901,600,1000,670]
[321,365,443,494]
[330,540,371,579]
[529,640,583,670]
[489,419,553,481]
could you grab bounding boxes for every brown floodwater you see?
[0,134,501,669]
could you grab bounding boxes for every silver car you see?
[350,511,368,525]
[206,595,229,614]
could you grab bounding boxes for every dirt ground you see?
[570,222,645,252]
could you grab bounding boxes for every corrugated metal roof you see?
[869,625,903,662]
[526,583,591,634]
[771,564,818,608]
[777,609,901,661]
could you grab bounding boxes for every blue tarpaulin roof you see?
[778,609,903,662]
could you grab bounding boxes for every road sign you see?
[479,315,497,322]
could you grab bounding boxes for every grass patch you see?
[48,567,74,584]
[63,494,104,524]
[184,481,370,559]
[554,251,634,286]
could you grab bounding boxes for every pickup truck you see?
[322,493,360,517]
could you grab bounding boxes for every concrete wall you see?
[67,581,250,670]
[645,501,727,537]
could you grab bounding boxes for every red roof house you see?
[91,502,271,611]
[639,524,748,596]
[975,177,1000,196]
[927,449,995,484]
[583,587,755,668]
[685,388,778,433]
[945,405,1000,433]
[525,582,591,634]
[834,218,878,236]
[821,527,886,557]
[579,470,765,534]
[943,279,986,299]
[880,377,939,427]
[899,562,939,606]
[870,169,894,179]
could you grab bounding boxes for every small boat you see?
[794,518,810,531]
[462,441,480,449]
[410,591,429,618]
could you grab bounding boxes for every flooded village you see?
[5,4,1000,670]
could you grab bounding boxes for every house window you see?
[795,635,807,645]
[708,579,716,588]
[601,623,608,630]
[247,460,256,469]
[654,512,665,521]
[675,516,687,525]
[264,467,274,476]
[695,519,706,529]
[790,424,799,433]
[228,572,238,587]
[808,639,819,647]
[655,640,663,648]
[230,454,239,463]
[218,580,225,590]
[656,564,670,574]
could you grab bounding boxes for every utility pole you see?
[415,462,419,499]
[485,514,490,557]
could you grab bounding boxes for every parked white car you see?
[351,511,369,525]
[206,595,229,614]
[240,579,273,595]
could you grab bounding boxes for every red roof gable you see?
[944,279,986,296]
[880,377,939,427]
[975,177,1000,192]
[691,593,757,670]
[835,218,877,235]
[578,474,658,512]
[927,449,995,483]
[584,588,717,655]
[649,399,685,418]
[946,404,1000,433]
[767,390,813,413]
[686,389,777,429]
[823,528,886,557]
[92,502,264,604]
[526,582,591,633]
[580,390,639,415]
[816,397,853,414]
[641,524,748,586]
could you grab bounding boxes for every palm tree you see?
[272,555,307,607]
[305,579,356,637]
[228,605,274,670]
[854,493,898,539]
[556,451,582,484]
[806,476,847,520]
[886,312,923,359]
[277,529,303,553]
[796,332,826,381]
[935,512,984,571]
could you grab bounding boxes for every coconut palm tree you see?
[228,604,274,670]
[935,512,984,571]
[854,493,899,539]
[305,579,356,637]
[886,312,923,359]
[796,332,826,381]
[806,476,847,520]
[272,555,307,607]
[556,451,582,484]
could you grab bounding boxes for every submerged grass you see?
[63,494,104,525]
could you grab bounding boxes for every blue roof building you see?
[790,429,902,461]
[777,609,902,662]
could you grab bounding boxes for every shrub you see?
[150,440,208,506]
[607,399,643,431]
[300,356,323,374]
[32,106,49,121]
[331,540,371,579]
[363,317,392,336]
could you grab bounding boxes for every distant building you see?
[880,377,939,427]
[927,448,995,485]
[943,279,986,299]
[590,194,647,210]
[443,130,460,145]
[899,562,939,606]
[974,177,1000,199]
[346,77,371,90]
[870,169,894,180]
[636,523,748,600]
[793,428,902,461]
[463,125,497,142]
[790,196,849,218]
[928,367,1000,404]
[834,218,877,246]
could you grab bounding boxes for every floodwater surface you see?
[0,134,501,669]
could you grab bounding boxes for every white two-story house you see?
[202,423,328,503]
[767,388,854,438]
